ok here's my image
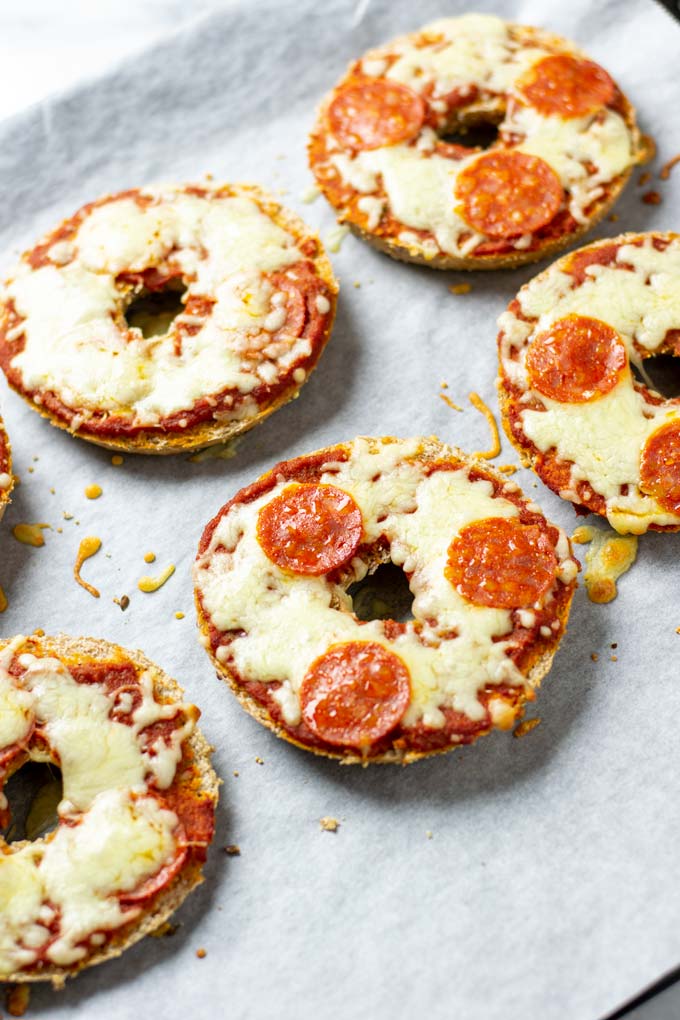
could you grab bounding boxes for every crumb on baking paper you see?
[144,551,156,563]
[13,522,50,547]
[27,466,34,474]
[497,464,518,474]
[149,920,178,938]
[6,983,30,1017]
[0,586,7,613]
[74,536,102,599]
[224,844,241,856]
[138,564,175,593]
[233,770,239,777]
[426,830,433,840]
[642,190,662,205]
[113,594,130,611]
[660,153,680,180]
[638,171,652,187]
[591,652,599,662]
[469,392,501,459]
[175,611,185,620]
[320,817,340,832]
[449,282,472,295]
[608,213,619,222]
[440,380,448,389]
[63,511,73,521]
[353,281,361,288]
[573,526,638,604]
[255,756,264,765]
[611,655,618,662]
[513,717,541,739]
[439,392,463,412]
[111,454,124,466]
[50,487,55,494]
[84,484,102,499]
[611,642,618,649]
[196,948,207,959]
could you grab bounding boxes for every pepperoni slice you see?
[456,151,563,238]
[445,517,558,609]
[525,315,627,403]
[328,81,425,150]
[119,843,188,904]
[299,641,411,748]
[640,420,680,514]
[517,54,615,119]
[268,273,307,341]
[256,483,363,575]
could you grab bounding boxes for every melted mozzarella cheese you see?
[6,189,310,424]
[196,438,575,729]
[323,15,638,259]
[0,791,178,972]
[0,640,195,976]
[499,236,680,532]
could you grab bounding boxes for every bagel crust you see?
[309,14,648,271]
[497,233,680,535]
[194,436,578,764]
[0,183,338,454]
[0,413,12,520]
[0,635,218,986]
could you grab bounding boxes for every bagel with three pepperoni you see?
[0,183,337,454]
[0,634,217,985]
[194,436,578,763]
[309,14,648,270]
[498,233,680,535]
[0,412,12,519]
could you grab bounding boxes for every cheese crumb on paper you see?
[572,525,638,604]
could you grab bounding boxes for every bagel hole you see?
[632,354,680,399]
[348,562,414,623]
[439,110,502,151]
[1,762,63,843]
[125,281,187,338]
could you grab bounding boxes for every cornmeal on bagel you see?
[309,14,647,270]
[194,437,578,764]
[498,233,680,535]
[0,413,12,519]
[0,635,217,986]
[0,184,337,454]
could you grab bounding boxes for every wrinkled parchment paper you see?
[1,2,679,1017]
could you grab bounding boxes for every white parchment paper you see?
[1,2,679,1018]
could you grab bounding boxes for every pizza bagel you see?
[0,183,337,454]
[194,436,578,764]
[498,233,680,534]
[309,14,648,270]
[0,634,217,985]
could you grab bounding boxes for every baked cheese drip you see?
[195,437,577,760]
[309,14,643,265]
[0,184,335,442]
[0,637,210,979]
[0,413,12,514]
[498,233,680,534]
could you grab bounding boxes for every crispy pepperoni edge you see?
[0,186,335,441]
[0,638,216,977]
[195,443,575,758]
[498,235,680,530]
[308,25,635,261]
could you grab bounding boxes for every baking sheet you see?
[1,2,679,1017]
